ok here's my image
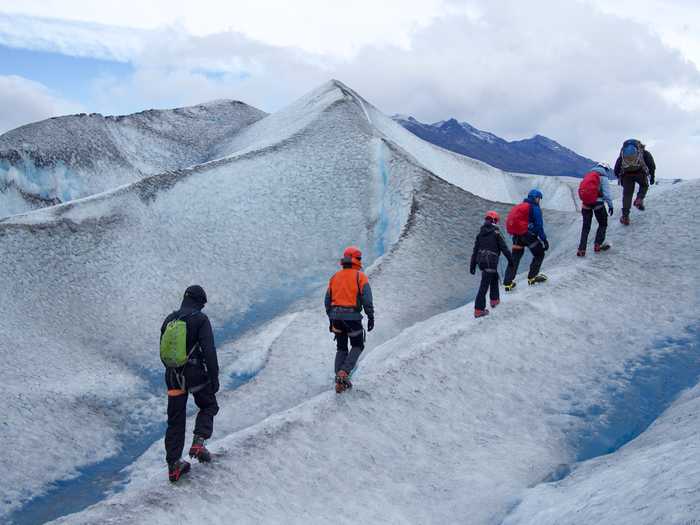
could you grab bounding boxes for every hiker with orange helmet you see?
[324,246,374,393]
[470,211,514,318]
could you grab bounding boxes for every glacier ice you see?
[0,100,267,217]
[1,80,692,524]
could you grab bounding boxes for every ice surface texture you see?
[50,180,700,525]
[0,100,267,217]
[1,80,634,522]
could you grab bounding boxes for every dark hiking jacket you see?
[614,149,656,178]
[470,222,514,273]
[161,295,219,393]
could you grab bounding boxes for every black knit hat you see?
[184,285,207,304]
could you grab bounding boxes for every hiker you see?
[503,189,549,290]
[577,163,614,256]
[614,139,656,225]
[470,210,514,318]
[325,246,374,393]
[160,285,220,482]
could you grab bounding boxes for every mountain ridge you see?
[393,115,596,177]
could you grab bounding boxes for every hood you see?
[479,221,498,235]
[181,285,207,311]
[525,191,542,204]
[591,166,611,178]
[479,222,498,236]
[339,256,363,270]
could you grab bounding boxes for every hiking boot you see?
[576,249,586,257]
[594,243,610,253]
[474,308,490,318]
[168,459,191,482]
[335,370,352,393]
[490,299,500,308]
[620,215,630,226]
[189,435,212,463]
[504,282,516,292]
[633,197,645,211]
[528,274,548,285]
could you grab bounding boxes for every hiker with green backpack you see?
[160,285,219,482]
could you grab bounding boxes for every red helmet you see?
[341,245,362,267]
[343,246,362,260]
[485,210,500,223]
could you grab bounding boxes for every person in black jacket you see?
[614,139,656,225]
[470,211,514,318]
[161,285,220,482]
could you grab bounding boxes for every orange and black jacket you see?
[324,261,374,321]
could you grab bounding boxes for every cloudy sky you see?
[1,0,699,177]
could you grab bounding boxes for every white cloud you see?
[1,1,699,178]
[0,0,459,58]
[583,0,700,68]
[0,75,82,133]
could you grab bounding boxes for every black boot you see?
[189,435,212,463]
[168,459,191,482]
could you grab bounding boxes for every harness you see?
[477,249,500,272]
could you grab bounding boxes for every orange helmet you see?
[341,245,362,267]
[485,210,500,223]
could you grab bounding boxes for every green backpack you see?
[160,313,196,368]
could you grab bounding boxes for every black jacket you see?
[470,222,514,273]
[161,295,219,392]
[614,149,656,179]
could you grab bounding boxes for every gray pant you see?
[331,319,365,374]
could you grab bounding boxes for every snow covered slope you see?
[0,79,580,521]
[50,180,699,523]
[505,377,700,524]
[0,100,266,217]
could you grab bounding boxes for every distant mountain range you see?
[393,115,595,178]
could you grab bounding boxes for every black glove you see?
[329,319,333,332]
[650,176,655,185]
[469,267,476,275]
[210,376,220,394]
[542,239,549,251]
[608,205,614,216]
[367,317,374,332]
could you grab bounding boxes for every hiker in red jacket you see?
[577,163,614,256]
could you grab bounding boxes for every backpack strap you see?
[176,310,202,366]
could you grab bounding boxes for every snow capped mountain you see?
[2,79,697,524]
[393,115,596,178]
[0,100,267,217]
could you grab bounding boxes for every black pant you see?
[331,319,365,375]
[503,233,545,285]
[475,270,499,310]
[165,386,219,464]
[621,172,649,217]
[579,205,608,251]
